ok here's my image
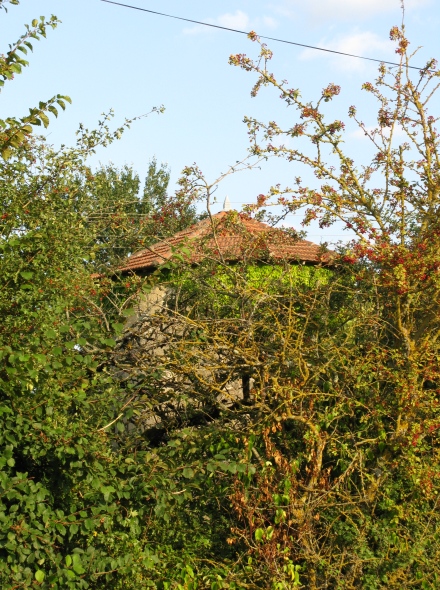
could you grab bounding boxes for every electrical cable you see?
[100,0,423,71]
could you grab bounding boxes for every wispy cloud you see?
[183,10,278,35]
[273,0,431,22]
[299,30,394,72]
[218,10,251,30]
[268,3,297,20]
[261,16,278,29]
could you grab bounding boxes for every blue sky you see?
[1,0,439,243]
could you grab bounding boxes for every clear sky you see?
[1,0,439,243]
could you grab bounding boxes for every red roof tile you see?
[119,211,332,273]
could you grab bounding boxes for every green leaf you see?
[84,519,94,530]
[236,463,249,473]
[103,338,116,347]
[56,523,67,536]
[101,485,116,500]
[39,112,50,128]
[72,553,86,575]
[48,105,58,118]
[65,569,77,580]
[35,570,45,583]
[255,528,264,542]
[9,63,22,74]
[1,146,12,160]
[20,270,34,281]
[182,467,195,479]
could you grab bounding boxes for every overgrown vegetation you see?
[1,3,440,589]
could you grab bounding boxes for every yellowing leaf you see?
[35,570,45,583]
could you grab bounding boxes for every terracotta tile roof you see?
[119,211,332,273]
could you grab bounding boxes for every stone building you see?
[112,207,332,443]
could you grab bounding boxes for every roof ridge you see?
[120,210,332,272]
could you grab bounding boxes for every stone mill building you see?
[112,205,332,442]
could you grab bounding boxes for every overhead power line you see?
[101,0,422,71]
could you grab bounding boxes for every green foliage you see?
[0,8,246,588]
[140,158,200,242]
[86,159,200,267]
[0,7,171,588]
[0,1,20,12]
[168,261,331,317]
[143,157,171,212]
[3,4,440,589]
[0,12,71,160]
[0,125,164,587]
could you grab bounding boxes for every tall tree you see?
[82,159,200,268]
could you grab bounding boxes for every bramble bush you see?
[221,22,440,588]
[115,20,440,589]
